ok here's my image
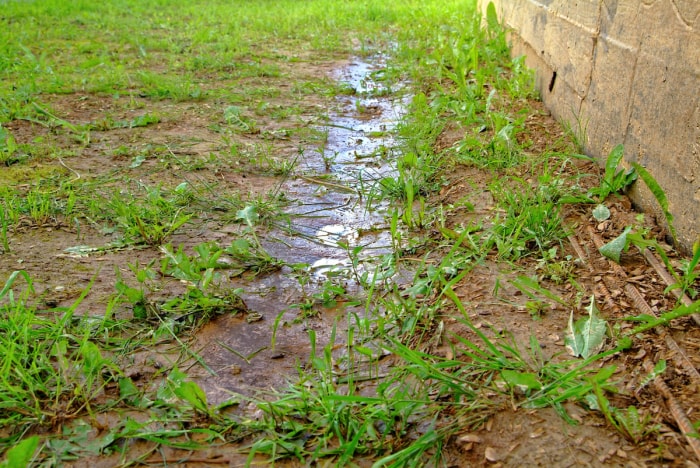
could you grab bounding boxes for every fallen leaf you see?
[485,447,504,462]
[565,296,607,359]
[592,204,611,221]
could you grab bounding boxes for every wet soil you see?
[2,54,700,467]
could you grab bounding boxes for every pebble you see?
[485,447,504,462]
[458,434,483,444]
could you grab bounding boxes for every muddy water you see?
[191,57,406,403]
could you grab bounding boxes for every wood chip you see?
[458,434,483,444]
[485,447,504,462]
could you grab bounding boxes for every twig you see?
[568,234,621,314]
[641,247,700,326]
[587,227,700,383]
[644,359,700,462]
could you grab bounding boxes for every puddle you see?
[191,56,406,403]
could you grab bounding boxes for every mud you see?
[189,56,405,404]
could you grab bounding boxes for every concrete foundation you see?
[479,0,699,252]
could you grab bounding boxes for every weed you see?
[224,237,284,276]
[247,327,446,465]
[28,103,92,146]
[375,151,440,209]
[668,248,700,300]
[232,143,298,176]
[223,105,258,133]
[115,270,151,320]
[0,271,120,448]
[562,112,589,153]
[457,113,527,170]
[0,207,10,253]
[24,188,57,225]
[535,247,576,284]
[565,297,607,359]
[136,71,206,101]
[631,161,677,243]
[626,300,700,336]
[489,178,568,259]
[115,245,249,332]
[591,381,660,443]
[0,436,39,468]
[587,145,637,202]
[0,125,21,166]
[107,184,191,245]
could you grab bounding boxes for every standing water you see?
[191,56,407,403]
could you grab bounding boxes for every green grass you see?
[1,0,694,465]
[0,272,117,437]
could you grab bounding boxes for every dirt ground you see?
[2,54,699,467]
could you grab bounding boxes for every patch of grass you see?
[488,177,568,259]
[105,184,192,245]
[0,125,21,166]
[136,71,206,101]
[232,143,298,176]
[0,272,119,443]
[247,327,451,465]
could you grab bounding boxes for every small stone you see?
[485,447,504,462]
[246,312,263,323]
[458,434,483,444]
[616,449,627,458]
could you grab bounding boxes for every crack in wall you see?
[642,0,699,30]
[580,0,604,113]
